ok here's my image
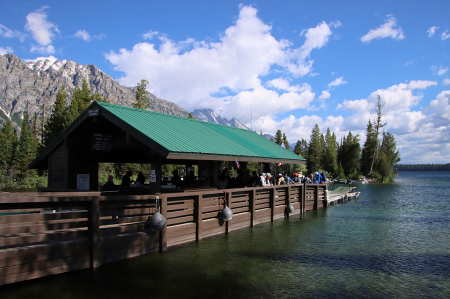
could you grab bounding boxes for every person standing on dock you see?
[102,175,118,191]
[122,171,133,187]
[315,172,325,184]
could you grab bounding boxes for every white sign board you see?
[77,174,90,190]
[151,170,156,175]
[150,174,156,183]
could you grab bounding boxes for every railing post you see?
[270,187,275,222]
[314,185,319,210]
[225,191,231,234]
[195,194,203,241]
[88,196,100,269]
[286,185,291,218]
[159,195,168,252]
[302,183,306,213]
[250,189,256,227]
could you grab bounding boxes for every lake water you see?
[2,171,450,298]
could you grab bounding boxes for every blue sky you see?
[1,0,449,164]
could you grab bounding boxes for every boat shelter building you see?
[30,102,306,192]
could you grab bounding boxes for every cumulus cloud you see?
[361,15,404,43]
[106,5,337,121]
[442,30,450,40]
[327,76,347,88]
[427,26,439,37]
[30,44,55,54]
[443,79,450,86]
[74,30,90,41]
[0,24,27,41]
[25,7,58,46]
[318,90,331,100]
[438,66,448,76]
[143,30,159,40]
[266,78,311,93]
[0,46,14,55]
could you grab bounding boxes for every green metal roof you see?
[97,102,305,163]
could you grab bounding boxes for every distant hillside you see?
[396,164,450,171]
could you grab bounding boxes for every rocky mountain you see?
[0,54,249,133]
[192,108,249,130]
[0,54,189,129]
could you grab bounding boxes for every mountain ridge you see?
[0,54,248,132]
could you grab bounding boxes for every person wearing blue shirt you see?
[315,172,325,184]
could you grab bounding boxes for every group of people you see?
[248,171,326,187]
[101,170,147,191]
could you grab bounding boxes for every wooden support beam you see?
[88,198,100,268]
[270,187,275,222]
[195,194,203,241]
[159,196,168,252]
[250,189,256,227]
[314,185,319,210]
[302,183,306,213]
[225,191,231,234]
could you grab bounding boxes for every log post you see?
[159,195,168,252]
[250,188,256,227]
[286,186,291,218]
[225,191,231,234]
[195,194,203,241]
[270,187,275,222]
[314,185,319,210]
[88,196,100,269]
[302,183,306,213]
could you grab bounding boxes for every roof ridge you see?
[95,101,254,133]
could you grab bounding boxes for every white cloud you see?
[327,76,347,88]
[443,79,450,86]
[339,80,437,115]
[0,46,14,55]
[25,6,58,46]
[143,30,159,40]
[220,86,315,123]
[361,15,404,43]
[30,44,55,54]
[427,26,439,37]
[0,24,27,41]
[266,78,311,93]
[427,90,450,127]
[106,5,336,117]
[74,30,90,41]
[318,90,331,100]
[23,55,61,64]
[442,30,450,40]
[438,66,448,76]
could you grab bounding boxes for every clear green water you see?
[2,171,450,298]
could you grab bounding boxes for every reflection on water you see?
[1,171,450,298]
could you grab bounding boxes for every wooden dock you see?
[324,186,360,206]
[0,184,327,286]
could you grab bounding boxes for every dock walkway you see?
[325,186,360,206]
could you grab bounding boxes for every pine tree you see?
[14,112,38,180]
[338,131,361,178]
[360,120,377,175]
[369,95,386,174]
[306,124,323,173]
[133,79,151,110]
[188,113,196,119]
[323,128,338,177]
[44,85,68,147]
[375,150,392,183]
[282,133,290,150]
[275,129,283,146]
[0,119,18,170]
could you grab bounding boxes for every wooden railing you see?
[0,184,327,285]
